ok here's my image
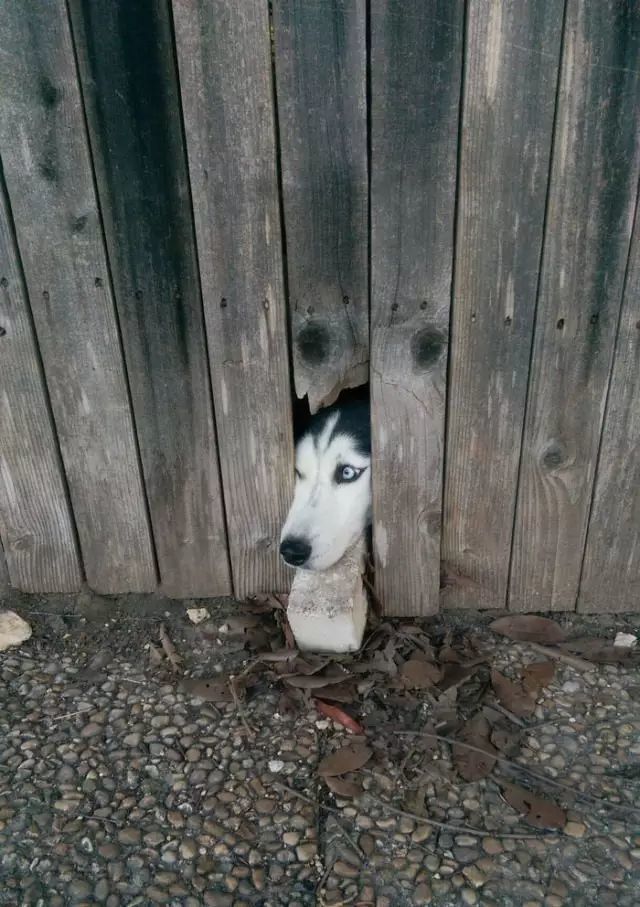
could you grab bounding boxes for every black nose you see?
[280,536,311,567]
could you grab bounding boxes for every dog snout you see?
[280,535,311,567]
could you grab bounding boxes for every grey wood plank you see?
[0,0,156,593]
[509,0,640,612]
[68,0,231,598]
[272,0,368,413]
[579,190,640,614]
[370,0,464,616]
[0,176,82,593]
[442,0,564,610]
[173,0,294,597]
[0,537,9,598]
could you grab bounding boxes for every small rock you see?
[482,838,503,855]
[462,865,486,889]
[123,732,141,747]
[283,832,300,846]
[564,822,586,838]
[180,839,198,860]
[461,889,478,905]
[117,827,141,846]
[334,860,359,879]
[186,608,210,624]
[81,723,103,738]
[413,882,432,904]
[0,610,31,651]
[296,843,317,862]
[254,798,276,815]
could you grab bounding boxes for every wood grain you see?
[1,176,82,593]
[0,0,156,593]
[370,0,464,616]
[68,0,231,598]
[173,0,294,597]
[272,0,368,412]
[578,191,640,613]
[509,0,640,612]
[443,0,564,610]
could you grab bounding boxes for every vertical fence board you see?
[173,0,294,597]
[68,0,231,598]
[370,0,464,616]
[579,193,640,613]
[272,0,368,412]
[0,0,156,593]
[0,179,82,593]
[0,536,9,597]
[509,0,640,612]
[443,0,564,609]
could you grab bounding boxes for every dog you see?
[280,400,372,571]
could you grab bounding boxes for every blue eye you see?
[335,464,364,484]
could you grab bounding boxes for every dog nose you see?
[280,536,311,567]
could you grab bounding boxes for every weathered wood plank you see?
[0,537,9,597]
[0,177,82,593]
[0,0,156,593]
[173,0,294,596]
[68,0,231,598]
[272,0,368,412]
[509,0,640,612]
[442,0,564,609]
[370,0,464,616]
[579,192,640,613]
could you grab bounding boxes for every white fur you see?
[281,411,371,571]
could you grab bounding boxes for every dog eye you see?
[335,464,363,484]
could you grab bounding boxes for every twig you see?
[77,814,118,825]
[396,730,640,818]
[487,702,526,728]
[47,708,92,724]
[527,643,593,672]
[275,783,560,840]
[362,573,383,618]
[333,816,366,861]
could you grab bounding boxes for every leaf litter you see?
[165,599,640,839]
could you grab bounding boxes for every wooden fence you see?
[1,0,639,616]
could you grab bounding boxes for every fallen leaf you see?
[522,661,555,695]
[324,775,362,798]
[180,676,234,702]
[312,682,356,703]
[453,715,497,781]
[438,661,483,692]
[318,743,372,777]
[491,669,536,717]
[283,672,352,690]
[558,638,640,665]
[400,658,442,689]
[277,690,300,718]
[148,642,164,666]
[220,614,262,635]
[489,720,521,756]
[501,783,566,829]
[159,623,182,672]
[489,616,566,644]
[315,700,365,734]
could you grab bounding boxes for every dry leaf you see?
[489,720,521,756]
[453,716,497,781]
[324,775,362,798]
[315,700,365,734]
[148,642,163,666]
[501,783,566,829]
[522,660,555,695]
[491,669,536,717]
[159,623,182,672]
[277,690,300,718]
[312,682,356,703]
[318,743,372,777]
[489,615,566,644]
[438,661,483,692]
[283,672,352,690]
[258,649,299,663]
[400,658,442,689]
[559,638,640,665]
[180,676,234,702]
[220,614,262,635]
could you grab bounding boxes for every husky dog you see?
[280,400,371,571]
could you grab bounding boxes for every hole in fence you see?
[556,318,565,330]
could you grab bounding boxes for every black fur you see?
[297,400,371,457]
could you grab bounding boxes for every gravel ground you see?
[1,592,639,906]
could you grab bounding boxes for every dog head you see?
[280,401,371,571]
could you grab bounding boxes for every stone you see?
[0,610,31,651]
[564,822,586,838]
[287,538,367,653]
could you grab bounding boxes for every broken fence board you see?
[578,189,640,614]
[272,0,368,412]
[370,0,464,616]
[173,0,294,597]
[0,180,82,593]
[0,0,156,593]
[443,0,564,609]
[69,0,231,598]
[509,0,640,612]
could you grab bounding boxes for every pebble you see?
[117,827,141,845]
[564,822,586,838]
[462,865,486,888]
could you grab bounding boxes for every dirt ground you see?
[1,588,639,906]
